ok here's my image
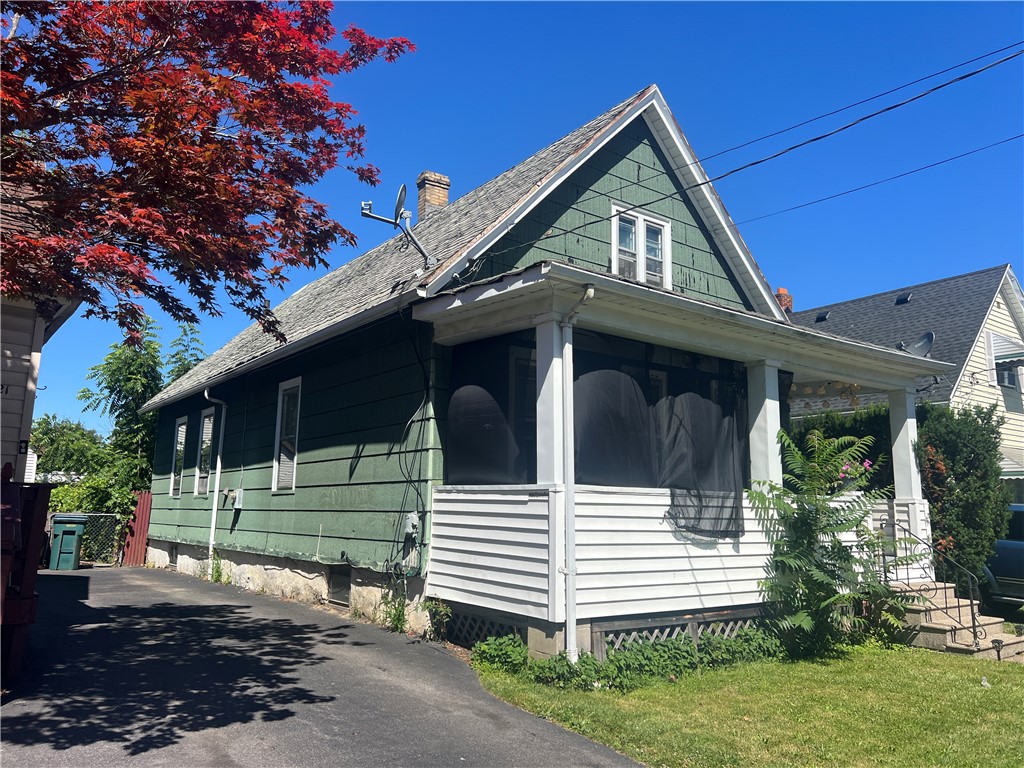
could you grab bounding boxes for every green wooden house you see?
[141,86,951,656]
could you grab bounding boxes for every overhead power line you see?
[481,49,1022,262]
[700,40,1024,162]
[733,134,1023,226]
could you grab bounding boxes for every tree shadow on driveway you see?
[2,573,361,756]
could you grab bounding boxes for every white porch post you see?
[535,318,564,485]
[888,386,930,541]
[747,361,783,486]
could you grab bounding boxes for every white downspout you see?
[204,389,228,579]
[559,284,594,662]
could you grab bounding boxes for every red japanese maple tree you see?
[0,1,413,341]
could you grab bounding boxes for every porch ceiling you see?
[413,261,955,392]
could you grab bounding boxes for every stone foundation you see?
[145,540,429,634]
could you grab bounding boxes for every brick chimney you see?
[775,287,793,313]
[416,171,450,221]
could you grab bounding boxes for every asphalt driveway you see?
[1,567,638,768]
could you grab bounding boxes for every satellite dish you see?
[394,184,407,224]
[905,331,935,358]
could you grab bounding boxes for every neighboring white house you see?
[1,296,79,483]
[791,264,1024,501]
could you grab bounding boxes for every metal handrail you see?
[879,515,983,650]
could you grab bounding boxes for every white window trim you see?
[273,377,302,492]
[611,204,672,290]
[194,407,215,496]
[171,416,188,498]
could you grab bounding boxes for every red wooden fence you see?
[121,491,152,567]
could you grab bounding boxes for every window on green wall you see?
[195,408,215,496]
[612,205,671,289]
[171,417,187,498]
[274,377,301,492]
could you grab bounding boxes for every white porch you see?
[416,262,952,655]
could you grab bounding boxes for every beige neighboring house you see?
[791,264,1024,499]
[1,296,79,482]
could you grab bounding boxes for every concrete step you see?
[893,580,1024,660]
[943,630,1024,662]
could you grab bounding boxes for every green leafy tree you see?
[77,316,163,485]
[165,322,206,383]
[748,430,909,659]
[29,413,107,478]
[916,403,1011,577]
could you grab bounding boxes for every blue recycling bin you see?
[49,514,88,570]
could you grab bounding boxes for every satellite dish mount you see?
[897,331,935,358]
[361,184,435,269]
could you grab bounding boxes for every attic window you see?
[895,291,913,305]
[815,311,830,323]
[611,205,671,289]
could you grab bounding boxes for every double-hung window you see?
[612,206,671,289]
[274,377,301,492]
[170,417,188,498]
[194,408,215,496]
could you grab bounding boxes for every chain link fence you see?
[78,513,121,565]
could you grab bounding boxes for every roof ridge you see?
[792,263,1009,315]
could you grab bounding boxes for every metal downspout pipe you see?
[204,389,228,580]
[560,284,594,663]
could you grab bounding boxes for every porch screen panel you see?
[446,330,536,484]
[573,330,748,537]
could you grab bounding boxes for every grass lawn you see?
[478,646,1024,767]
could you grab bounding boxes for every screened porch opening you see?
[445,328,751,537]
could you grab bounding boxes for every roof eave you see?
[140,286,423,414]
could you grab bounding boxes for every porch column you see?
[747,361,783,486]
[534,318,564,485]
[888,386,930,542]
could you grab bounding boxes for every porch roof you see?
[413,261,955,392]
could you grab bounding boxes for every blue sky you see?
[38,1,1023,435]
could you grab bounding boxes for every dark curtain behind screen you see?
[573,331,748,537]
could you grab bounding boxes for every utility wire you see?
[700,41,1024,162]
[732,134,1023,226]
[482,50,1023,263]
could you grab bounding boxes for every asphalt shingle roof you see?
[790,264,1010,404]
[144,87,652,412]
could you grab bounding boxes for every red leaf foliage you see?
[0,1,413,342]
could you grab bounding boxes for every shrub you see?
[748,429,913,659]
[471,634,529,674]
[422,599,452,642]
[473,627,782,693]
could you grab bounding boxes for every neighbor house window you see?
[611,205,671,289]
[996,362,1019,389]
[194,408,215,496]
[171,417,188,498]
[274,377,301,491]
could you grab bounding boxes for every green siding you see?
[470,119,751,310]
[149,315,444,571]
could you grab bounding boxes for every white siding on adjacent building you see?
[952,281,1024,474]
[1,302,44,481]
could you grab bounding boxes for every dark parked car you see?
[982,504,1024,606]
